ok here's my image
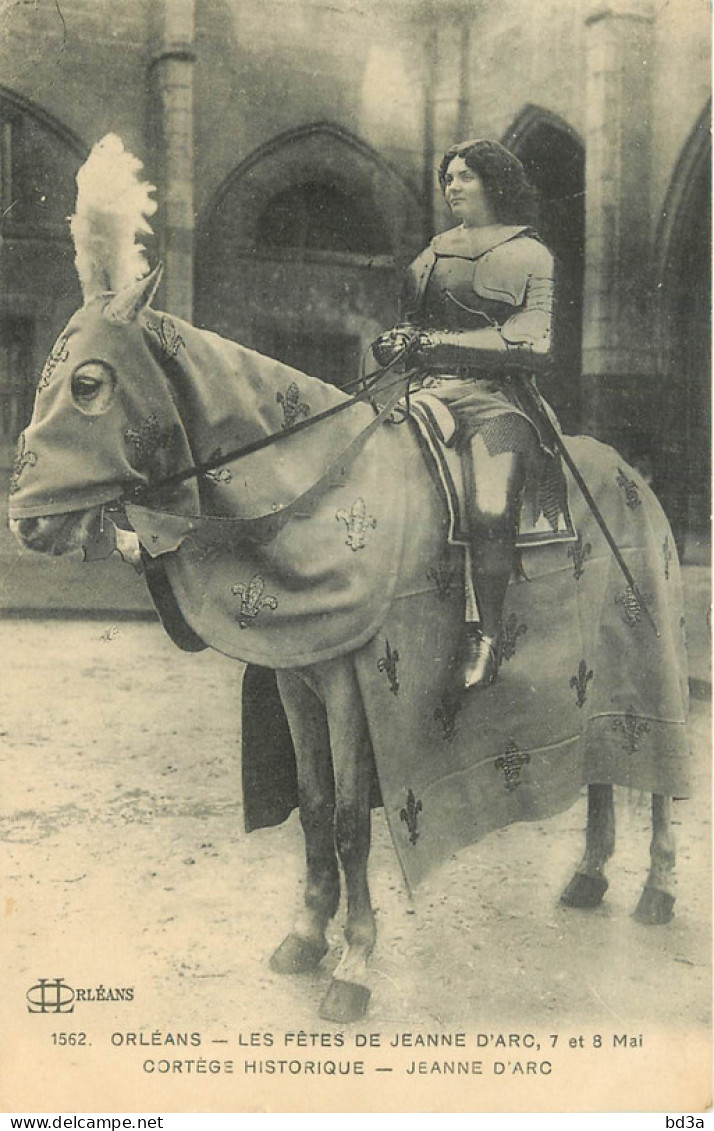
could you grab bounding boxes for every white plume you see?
[70,134,157,301]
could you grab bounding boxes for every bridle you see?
[118,337,420,509]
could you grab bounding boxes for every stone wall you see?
[0,0,709,610]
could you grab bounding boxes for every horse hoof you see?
[633,887,675,925]
[560,872,609,909]
[269,933,328,975]
[319,979,371,1023]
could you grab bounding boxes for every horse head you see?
[8,135,200,559]
[8,260,204,556]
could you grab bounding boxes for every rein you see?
[120,340,419,508]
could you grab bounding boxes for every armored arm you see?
[417,236,555,373]
[417,270,554,373]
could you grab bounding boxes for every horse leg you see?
[560,783,614,908]
[269,670,339,975]
[633,794,676,924]
[318,658,376,1023]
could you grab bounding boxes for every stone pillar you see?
[149,0,196,320]
[422,6,473,236]
[581,0,655,458]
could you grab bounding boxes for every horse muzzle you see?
[10,511,97,556]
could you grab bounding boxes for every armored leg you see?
[461,431,530,690]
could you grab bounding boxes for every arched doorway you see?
[656,104,711,551]
[195,123,424,388]
[0,90,85,462]
[504,108,586,435]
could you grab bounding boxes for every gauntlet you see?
[371,325,417,368]
[415,325,551,373]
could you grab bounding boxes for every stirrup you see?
[462,629,499,691]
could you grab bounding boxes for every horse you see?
[9,137,690,1023]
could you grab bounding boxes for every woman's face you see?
[442,156,497,228]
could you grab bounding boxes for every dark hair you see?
[437,139,538,225]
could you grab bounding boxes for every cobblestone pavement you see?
[1,615,711,1110]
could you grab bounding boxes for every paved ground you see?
[1,573,711,1111]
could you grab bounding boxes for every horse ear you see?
[103,262,164,324]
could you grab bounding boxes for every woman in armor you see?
[373,139,560,692]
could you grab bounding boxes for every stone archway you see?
[195,123,424,387]
[0,89,85,450]
[504,107,586,434]
[0,89,85,482]
[654,103,711,551]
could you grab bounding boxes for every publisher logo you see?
[26,978,135,1012]
[26,978,75,1014]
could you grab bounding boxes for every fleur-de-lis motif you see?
[434,693,460,742]
[399,788,423,845]
[145,313,185,357]
[426,561,457,600]
[203,447,233,485]
[663,535,673,580]
[37,333,70,391]
[569,658,594,708]
[124,414,176,470]
[615,586,652,629]
[231,574,279,628]
[616,467,642,509]
[9,433,38,494]
[612,705,650,755]
[494,739,531,791]
[568,532,592,581]
[277,382,310,429]
[497,612,528,664]
[336,497,377,551]
[377,638,400,695]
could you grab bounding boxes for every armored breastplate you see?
[421,255,515,331]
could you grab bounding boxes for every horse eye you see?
[71,362,116,415]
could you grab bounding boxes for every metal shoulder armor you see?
[479,237,554,354]
[400,247,436,322]
[473,235,553,307]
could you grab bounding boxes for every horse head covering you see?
[8,135,198,519]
